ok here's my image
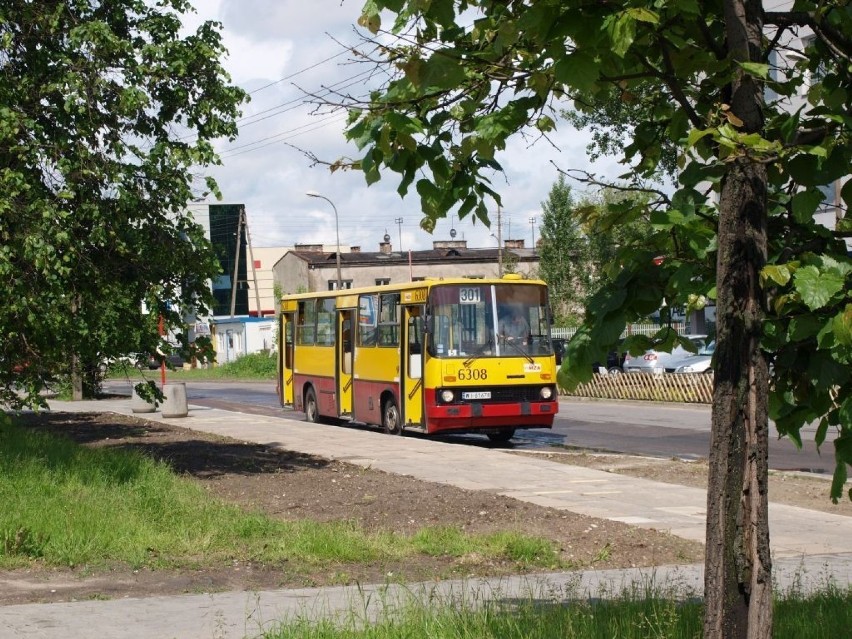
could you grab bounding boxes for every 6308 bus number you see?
[457,368,487,381]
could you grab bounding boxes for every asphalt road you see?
[103,379,835,475]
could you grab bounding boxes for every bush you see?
[219,352,276,378]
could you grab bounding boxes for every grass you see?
[108,351,277,383]
[0,419,562,572]
[263,582,851,638]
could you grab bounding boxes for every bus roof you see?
[279,275,547,309]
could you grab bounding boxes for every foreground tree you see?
[343,1,850,636]
[0,0,245,406]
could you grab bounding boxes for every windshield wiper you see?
[502,338,535,364]
[463,339,494,368]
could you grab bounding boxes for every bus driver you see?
[499,307,530,343]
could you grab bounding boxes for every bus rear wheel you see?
[487,429,515,444]
[304,388,319,423]
[382,399,402,435]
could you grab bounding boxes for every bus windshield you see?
[427,283,553,359]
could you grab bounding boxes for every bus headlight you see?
[440,389,455,403]
[540,386,553,400]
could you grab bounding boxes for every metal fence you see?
[551,323,686,341]
[559,370,713,404]
[552,323,710,404]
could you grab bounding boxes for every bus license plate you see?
[462,391,491,400]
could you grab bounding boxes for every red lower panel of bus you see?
[351,379,393,425]
[422,389,556,435]
[294,374,336,416]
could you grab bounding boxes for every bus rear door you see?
[337,308,354,417]
[402,305,424,429]
[279,311,295,406]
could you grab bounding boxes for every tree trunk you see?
[704,2,772,637]
[70,353,83,401]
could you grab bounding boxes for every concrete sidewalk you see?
[1,398,849,639]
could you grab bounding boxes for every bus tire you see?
[382,398,402,435]
[487,429,515,444]
[304,387,320,423]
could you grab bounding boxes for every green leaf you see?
[793,265,845,311]
[417,50,467,90]
[416,178,443,217]
[792,189,825,224]
[625,8,659,24]
[553,51,600,92]
[358,2,381,34]
[788,315,823,341]
[605,12,637,58]
[832,305,852,346]
[831,433,851,503]
[686,128,714,148]
[738,61,770,79]
[761,264,791,286]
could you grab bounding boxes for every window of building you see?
[375,278,391,286]
[328,280,353,290]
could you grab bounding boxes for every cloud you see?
[185,0,617,251]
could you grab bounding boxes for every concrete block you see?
[161,382,188,418]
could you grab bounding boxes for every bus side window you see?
[358,294,378,347]
[297,300,316,345]
[408,315,422,354]
[378,293,400,347]
[408,315,422,379]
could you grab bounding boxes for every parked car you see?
[668,340,716,374]
[146,352,185,369]
[593,348,627,375]
[551,338,566,365]
[622,335,707,374]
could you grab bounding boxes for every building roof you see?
[283,246,538,268]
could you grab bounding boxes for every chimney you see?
[432,239,468,249]
[504,239,525,249]
[379,231,393,254]
[295,243,324,253]
[350,246,361,253]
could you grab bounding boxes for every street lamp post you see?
[306,191,342,290]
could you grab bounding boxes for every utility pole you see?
[243,206,263,317]
[394,217,403,251]
[229,210,242,317]
[529,216,536,250]
[497,205,503,277]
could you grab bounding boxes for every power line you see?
[219,114,347,158]
[247,49,351,95]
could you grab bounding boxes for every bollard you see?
[130,387,156,413]
[161,382,188,418]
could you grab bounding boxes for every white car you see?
[669,340,716,374]
[622,335,707,374]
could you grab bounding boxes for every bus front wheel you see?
[304,388,319,423]
[382,399,402,435]
[487,429,515,444]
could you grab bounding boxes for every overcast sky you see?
[185,0,623,252]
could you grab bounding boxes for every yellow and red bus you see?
[277,275,559,442]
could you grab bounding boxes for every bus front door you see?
[402,305,424,429]
[280,312,295,406]
[337,309,354,418]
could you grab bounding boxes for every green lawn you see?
[0,418,562,573]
